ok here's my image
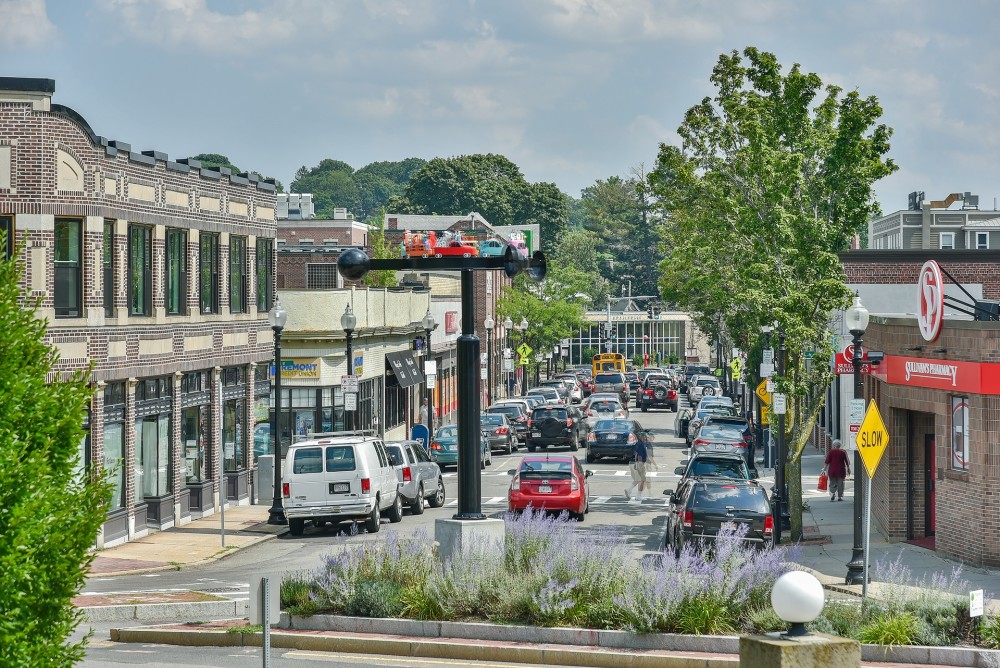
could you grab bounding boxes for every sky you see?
[5,0,1000,213]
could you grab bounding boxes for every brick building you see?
[0,78,277,547]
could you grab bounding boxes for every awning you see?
[386,351,425,388]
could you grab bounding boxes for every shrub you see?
[979,615,1000,649]
[345,579,406,618]
[858,613,919,648]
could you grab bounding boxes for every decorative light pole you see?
[503,316,513,397]
[341,304,356,431]
[774,326,786,546]
[484,316,494,406]
[267,298,288,525]
[845,293,870,585]
[422,310,436,435]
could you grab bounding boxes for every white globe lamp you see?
[771,571,825,637]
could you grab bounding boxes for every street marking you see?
[614,470,628,476]
[485,496,505,505]
[592,496,610,504]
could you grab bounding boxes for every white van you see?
[282,433,403,536]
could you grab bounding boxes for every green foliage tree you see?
[551,229,610,306]
[0,252,110,666]
[365,209,399,288]
[527,182,569,255]
[189,153,283,191]
[649,47,896,539]
[292,158,426,220]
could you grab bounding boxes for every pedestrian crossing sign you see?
[857,400,890,478]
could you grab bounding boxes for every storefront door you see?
[925,434,936,536]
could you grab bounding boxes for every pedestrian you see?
[824,439,851,501]
[625,433,648,503]
[419,398,429,425]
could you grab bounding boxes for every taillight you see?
[496,427,508,435]
[682,511,693,528]
[616,411,625,418]
[282,483,290,498]
[565,418,573,427]
[588,432,596,442]
[627,433,637,444]
[645,389,654,397]
[527,419,533,428]
[431,442,442,450]
[587,410,595,417]
[403,467,412,483]
[571,476,579,491]
[743,433,753,443]
[511,475,520,491]
[361,478,371,493]
[764,515,774,536]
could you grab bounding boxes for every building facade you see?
[0,78,277,547]
[869,193,999,251]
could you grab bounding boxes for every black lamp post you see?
[422,310,436,435]
[484,316,494,406]
[845,293,870,585]
[503,316,513,397]
[267,299,288,525]
[773,326,786,546]
[341,304,356,431]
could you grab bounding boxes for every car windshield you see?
[696,406,737,419]
[533,409,567,420]
[489,406,522,417]
[646,375,670,384]
[692,485,769,513]
[594,419,631,431]
[437,426,458,438]
[481,414,504,425]
[384,445,405,467]
[590,401,619,412]
[696,378,720,387]
[519,460,573,477]
[689,459,747,478]
[698,424,745,440]
[595,373,624,383]
[530,388,557,397]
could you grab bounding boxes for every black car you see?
[680,365,711,394]
[487,403,529,444]
[671,452,755,494]
[526,405,585,452]
[664,479,773,557]
[586,418,652,463]
[637,374,677,412]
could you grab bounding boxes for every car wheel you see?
[365,499,381,533]
[428,479,446,508]
[314,520,326,528]
[641,404,648,412]
[585,451,596,463]
[288,518,305,537]
[573,511,585,522]
[487,449,493,466]
[527,443,536,453]
[570,437,579,452]
[411,484,425,515]
[387,493,404,523]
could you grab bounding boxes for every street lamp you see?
[771,571,825,637]
[341,304,357,431]
[267,298,288,525]
[484,316,494,406]
[774,325,786,546]
[845,293,869,585]
[422,310,436,435]
[503,317,513,397]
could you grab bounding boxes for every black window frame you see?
[54,217,83,318]
[127,224,152,317]
[103,220,114,316]
[1,215,12,261]
[256,237,274,313]
[165,227,188,316]
[200,232,220,314]
[229,235,247,314]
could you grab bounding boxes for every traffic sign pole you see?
[863,473,872,601]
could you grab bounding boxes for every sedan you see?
[691,422,751,465]
[583,398,627,431]
[507,454,593,521]
[429,425,492,470]
[526,386,562,405]
[480,412,517,454]
[586,418,652,464]
[487,403,529,444]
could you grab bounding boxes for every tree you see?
[364,209,399,288]
[527,182,569,255]
[649,47,896,539]
[189,153,283,191]
[0,251,110,665]
[551,229,610,306]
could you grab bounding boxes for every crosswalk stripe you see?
[485,496,505,505]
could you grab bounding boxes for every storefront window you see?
[182,404,209,482]
[223,398,245,471]
[951,396,969,471]
[136,414,172,497]
[104,422,125,509]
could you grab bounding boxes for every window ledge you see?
[944,469,970,483]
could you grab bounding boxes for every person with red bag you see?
[824,439,851,501]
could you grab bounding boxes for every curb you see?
[89,531,283,577]
[109,627,739,668]
[81,600,249,623]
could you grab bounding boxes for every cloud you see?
[541,0,722,43]
[0,0,58,49]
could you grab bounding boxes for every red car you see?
[507,454,592,521]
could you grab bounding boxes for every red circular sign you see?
[917,260,944,342]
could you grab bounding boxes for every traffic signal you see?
[647,303,654,319]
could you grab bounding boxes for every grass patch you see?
[226,624,263,634]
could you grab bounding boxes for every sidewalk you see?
[88,502,284,577]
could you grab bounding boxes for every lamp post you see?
[422,310,436,435]
[773,326,786,546]
[484,316,494,406]
[267,299,288,525]
[341,304,356,431]
[503,316,513,397]
[845,293,870,585]
[760,324,773,469]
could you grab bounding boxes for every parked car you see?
[480,412,517,454]
[384,440,446,514]
[282,434,403,536]
[593,371,629,406]
[664,479,773,557]
[429,424,492,470]
[526,405,586,452]
[487,402,530,444]
[697,415,755,461]
[586,418,653,464]
[637,373,678,412]
[507,454,593,521]
[583,397,628,431]
[689,375,722,403]
[526,386,562,405]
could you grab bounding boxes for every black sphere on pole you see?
[267,299,288,525]
[845,293,870,585]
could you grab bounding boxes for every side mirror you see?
[673,466,685,476]
[669,493,679,505]
[750,470,759,480]
[507,469,517,476]
[585,470,594,478]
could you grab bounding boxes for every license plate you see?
[532,431,541,437]
[714,443,727,451]
[331,482,350,494]
[538,485,552,494]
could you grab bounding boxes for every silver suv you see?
[593,372,628,406]
[384,440,446,515]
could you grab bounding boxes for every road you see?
[81,398,697,665]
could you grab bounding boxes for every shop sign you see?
[445,311,459,334]
[871,354,1000,395]
[273,358,320,379]
[834,341,872,375]
[917,260,944,342]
